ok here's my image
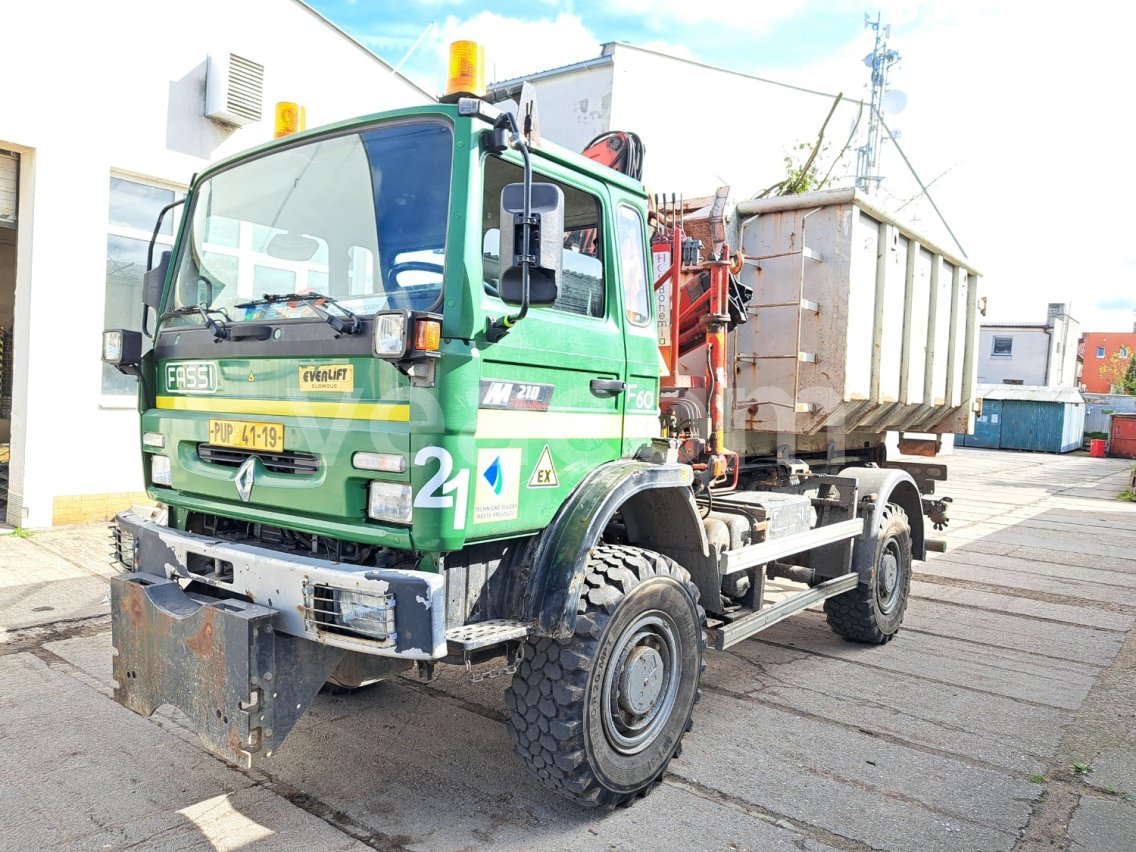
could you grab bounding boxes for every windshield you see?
[165,120,452,328]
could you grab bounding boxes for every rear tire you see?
[824,502,912,643]
[505,544,704,807]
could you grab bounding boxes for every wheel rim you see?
[601,611,682,755]
[877,538,903,615]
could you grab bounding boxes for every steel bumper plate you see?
[111,572,342,768]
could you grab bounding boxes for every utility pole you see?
[856,14,900,192]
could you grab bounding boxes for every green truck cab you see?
[105,97,931,808]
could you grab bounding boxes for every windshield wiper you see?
[159,304,230,341]
[235,292,362,336]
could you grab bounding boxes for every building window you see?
[1121,346,1131,358]
[991,336,1012,357]
[102,176,181,395]
[1096,346,1106,358]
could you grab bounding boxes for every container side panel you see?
[932,261,955,405]
[878,232,908,403]
[951,272,972,405]
[845,211,878,401]
[906,246,932,405]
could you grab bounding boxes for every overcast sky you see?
[309,0,1136,334]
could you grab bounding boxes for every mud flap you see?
[111,573,343,768]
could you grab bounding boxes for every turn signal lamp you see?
[274,101,307,138]
[444,40,485,100]
[353,452,406,474]
[414,318,441,352]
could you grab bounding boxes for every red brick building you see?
[1081,331,1136,393]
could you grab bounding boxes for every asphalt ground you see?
[1,447,1134,850]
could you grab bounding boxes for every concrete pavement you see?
[0,448,1134,850]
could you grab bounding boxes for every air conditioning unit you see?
[205,53,265,127]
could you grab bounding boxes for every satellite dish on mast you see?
[882,89,908,114]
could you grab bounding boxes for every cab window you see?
[616,204,650,325]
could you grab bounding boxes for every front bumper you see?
[110,510,447,767]
[113,510,446,659]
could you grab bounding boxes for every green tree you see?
[1099,351,1136,394]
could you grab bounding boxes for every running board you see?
[707,572,859,650]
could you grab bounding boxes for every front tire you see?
[505,544,704,807]
[824,502,912,643]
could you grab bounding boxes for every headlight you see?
[103,330,124,362]
[367,481,412,524]
[335,589,396,640]
[102,329,141,366]
[151,455,172,486]
[373,312,408,358]
[142,432,165,449]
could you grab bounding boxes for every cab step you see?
[446,619,532,652]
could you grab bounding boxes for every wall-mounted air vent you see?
[0,150,17,228]
[205,53,264,127]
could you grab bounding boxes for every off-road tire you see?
[824,502,912,643]
[504,544,704,808]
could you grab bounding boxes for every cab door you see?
[470,155,627,538]
[614,201,662,456]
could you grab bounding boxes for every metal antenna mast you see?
[855,13,900,192]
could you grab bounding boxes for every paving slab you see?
[1067,795,1136,852]
[710,637,1069,774]
[909,580,1135,632]
[919,557,1136,608]
[672,694,1032,852]
[929,549,1136,591]
[0,651,366,851]
[903,598,1126,666]
[755,612,1099,711]
[1084,747,1136,798]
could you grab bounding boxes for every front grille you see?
[197,444,319,475]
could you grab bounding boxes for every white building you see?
[976,304,1079,387]
[0,0,431,527]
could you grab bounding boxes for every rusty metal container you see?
[1109,414,1136,459]
[724,188,981,453]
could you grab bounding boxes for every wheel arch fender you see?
[839,466,926,578]
[525,461,709,640]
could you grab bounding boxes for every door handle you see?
[590,378,626,395]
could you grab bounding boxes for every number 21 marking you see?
[413,447,470,530]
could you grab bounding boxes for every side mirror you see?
[143,250,171,310]
[499,182,563,307]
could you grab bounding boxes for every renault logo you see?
[234,457,257,503]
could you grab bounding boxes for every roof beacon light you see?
[444,40,485,101]
[274,101,307,138]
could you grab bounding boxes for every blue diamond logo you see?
[483,456,503,495]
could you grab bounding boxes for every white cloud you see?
[606,0,806,34]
